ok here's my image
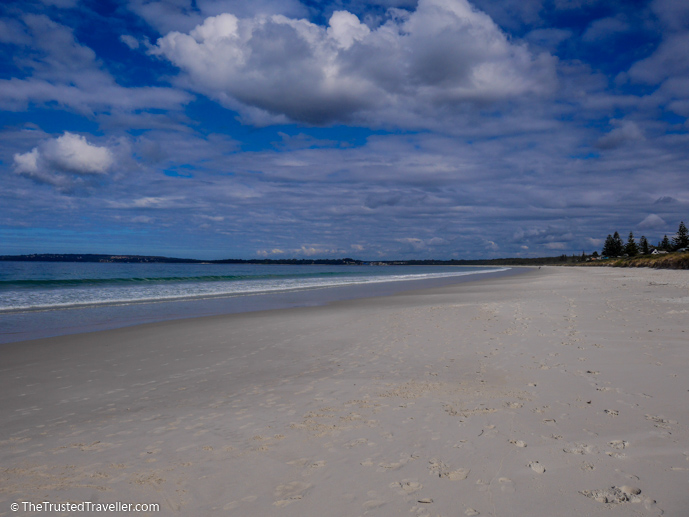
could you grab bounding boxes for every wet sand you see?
[1,267,688,516]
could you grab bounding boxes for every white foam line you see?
[0,268,509,313]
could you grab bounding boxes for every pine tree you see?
[660,235,671,251]
[639,235,649,254]
[602,234,616,257]
[673,221,689,250]
[625,232,638,256]
[613,231,624,256]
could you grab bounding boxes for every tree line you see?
[602,221,688,257]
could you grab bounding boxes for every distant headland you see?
[0,253,591,266]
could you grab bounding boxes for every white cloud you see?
[41,132,113,174]
[0,19,30,45]
[258,245,341,257]
[120,34,140,49]
[126,0,309,35]
[638,214,667,229]
[153,0,557,126]
[628,33,689,84]
[327,10,371,49]
[256,248,286,256]
[582,16,630,43]
[13,132,114,186]
[651,0,689,31]
[396,237,425,251]
[0,15,191,114]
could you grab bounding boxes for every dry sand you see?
[1,267,688,516]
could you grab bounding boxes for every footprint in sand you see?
[528,461,546,474]
[363,499,386,510]
[498,477,515,493]
[609,440,628,449]
[509,439,527,448]
[377,453,419,471]
[273,481,312,507]
[606,451,626,459]
[580,485,643,504]
[645,415,676,428]
[428,458,470,480]
[563,443,596,455]
[378,461,405,471]
[390,480,423,495]
[410,504,432,517]
[363,491,387,510]
[465,509,480,516]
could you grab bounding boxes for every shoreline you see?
[1,267,687,516]
[0,266,520,345]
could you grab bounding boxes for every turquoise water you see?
[0,262,511,343]
[0,262,505,312]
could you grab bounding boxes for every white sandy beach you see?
[1,267,688,516]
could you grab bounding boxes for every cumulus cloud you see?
[153,0,557,125]
[13,132,114,187]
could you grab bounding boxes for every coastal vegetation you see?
[588,252,689,269]
[590,221,688,269]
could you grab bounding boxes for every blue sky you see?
[1,0,688,260]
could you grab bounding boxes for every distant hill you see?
[0,254,200,264]
[0,253,586,266]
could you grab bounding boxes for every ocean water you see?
[0,262,511,343]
